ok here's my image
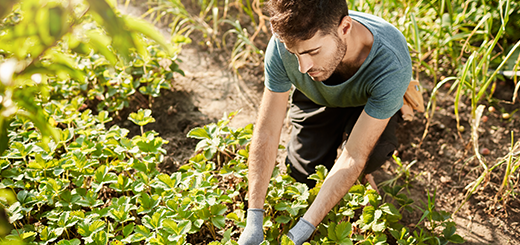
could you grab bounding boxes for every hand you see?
[238,209,264,245]
[287,218,315,245]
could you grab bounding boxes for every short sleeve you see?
[264,37,293,92]
[364,66,412,119]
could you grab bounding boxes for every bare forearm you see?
[248,132,280,209]
[302,152,364,226]
[303,110,389,226]
[247,88,289,209]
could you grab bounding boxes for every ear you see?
[337,16,352,37]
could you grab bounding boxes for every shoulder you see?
[265,36,300,74]
[351,11,410,66]
[264,36,295,93]
[265,36,294,62]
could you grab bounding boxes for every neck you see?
[336,20,373,80]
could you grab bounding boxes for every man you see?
[238,0,412,244]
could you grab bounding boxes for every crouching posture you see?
[238,0,412,244]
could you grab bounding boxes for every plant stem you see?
[497,131,514,199]
[207,221,217,240]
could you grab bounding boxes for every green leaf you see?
[97,111,112,124]
[197,207,211,220]
[57,212,79,228]
[109,202,136,223]
[137,193,160,214]
[135,225,151,238]
[448,234,464,243]
[285,184,309,201]
[56,239,81,245]
[86,0,134,61]
[156,173,176,188]
[274,202,289,212]
[123,223,134,237]
[309,165,328,181]
[443,222,457,239]
[380,203,402,222]
[92,230,108,245]
[281,235,295,245]
[142,210,167,230]
[110,174,132,192]
[123,17,174,55]
[45,49,86,81]
[20,231,37,241]
[16,190,35,205]
[77,219,106,237]
[94,165,118,185]
[382,185,404,197]
[349,185,365,196]
[275,215,291,224]
[86,29,118,65]
[0,160,10,171]
[39,226,59,243]
[211,216,226,229]
[362,206,376,225]
[335,222,353,244]
[0,118,9,155]
[187,127,212,140]
[76,189,104,207]
[59,128,74,144]
[288,202,307,216]
[136,137,164,154]
[128,109,155,126]
[203,146,217,160]
[48,6,65,38]
[163,219,191,236]
[366,190,381,207]
[210,204,228,216]
[328,223,338,241]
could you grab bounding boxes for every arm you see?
[248,87,290,209]
[302,110,390,226]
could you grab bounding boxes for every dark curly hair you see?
[266,0,349,43]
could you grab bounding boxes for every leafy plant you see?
[8,0,519,243]
[1,103,465,244]
[0,0,181,156]
[187,111,253,167]
[415,190,464,245]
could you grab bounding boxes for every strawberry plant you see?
[0,0,185,157]
[185,114,463,245]
[1,107,464,244]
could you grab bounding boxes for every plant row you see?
[1,106,464,244]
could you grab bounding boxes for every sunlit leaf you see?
[128,109,156,126]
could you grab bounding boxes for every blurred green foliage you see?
[0,0,184,155]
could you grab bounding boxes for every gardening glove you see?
[238,208,264,245]
[287,218,316,245]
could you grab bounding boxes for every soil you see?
[119,2,520,244]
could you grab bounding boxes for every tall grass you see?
[350,0,520,212]
[445,0,520,213]
[142,0,267,72]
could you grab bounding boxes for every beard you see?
[308,34,347,82]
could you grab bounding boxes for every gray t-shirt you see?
[264,11,412,119]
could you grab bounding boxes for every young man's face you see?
[284,30,347,82]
